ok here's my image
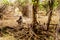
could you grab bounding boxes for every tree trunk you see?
[32,0,39,38]
[47,0,56,40]
[47,0,54,29]
[33,0,39,27]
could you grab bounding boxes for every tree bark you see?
[33,0,39,27]
[32,0,39,37]
[47,0,54,30]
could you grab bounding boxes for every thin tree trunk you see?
[47,0,54,30]
[33,0,39,27]
[32,0,39,37]
[47,0,56,40]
